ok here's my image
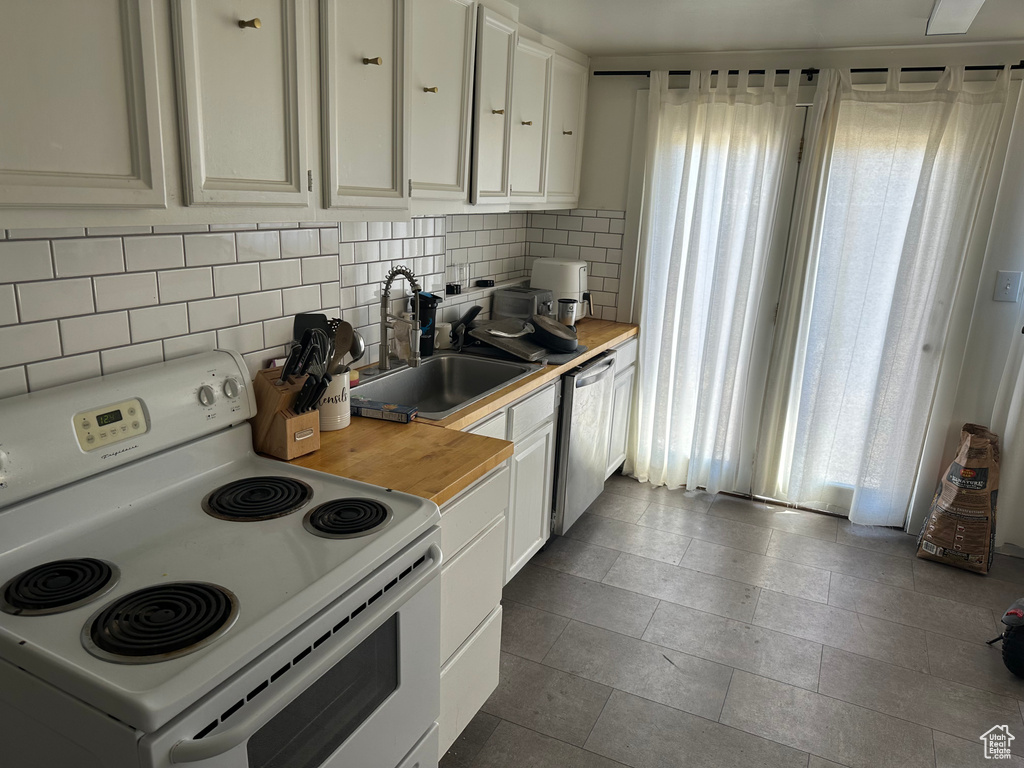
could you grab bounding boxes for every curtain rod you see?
[592,62,1024,81]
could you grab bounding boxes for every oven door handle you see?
[169,542,442,765]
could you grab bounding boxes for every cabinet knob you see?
[423,86,439,93]
[563,130,573,135]
[521,120,533,125]
[237,18,261,29]
[363,56,383,65]
[492,109,505,115]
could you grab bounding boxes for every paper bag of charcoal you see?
[916,423,1000,574]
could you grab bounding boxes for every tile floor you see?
[441,474,1024,768]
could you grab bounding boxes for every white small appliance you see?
[530,259,589,320]
[0,350,441,768]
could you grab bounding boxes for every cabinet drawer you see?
[467,410,508,440]
[614,337,638,375]
[440,515,505,664]
[508,382,557,442]
[439,604,501,758]
[440,464,509,560]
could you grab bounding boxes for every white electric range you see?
[0,350,441,768]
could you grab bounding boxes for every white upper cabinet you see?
[0,0,165,209]
[171,0,310,206]
[509,37,553,204]
[320,0,409,212]
[409,0,477,202]
[545,54,588,205]
[470,8,515,205]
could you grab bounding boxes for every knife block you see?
[251,367,321,460]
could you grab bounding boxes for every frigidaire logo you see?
[101,445,139,460]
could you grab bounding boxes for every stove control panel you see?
[73,398,149,452]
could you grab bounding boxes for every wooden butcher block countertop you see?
[286,318,638,506]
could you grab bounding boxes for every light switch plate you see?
[994,270,1023,302]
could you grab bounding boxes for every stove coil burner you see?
[303,498,394,539]
[0,558,119,616]
[83,582,238,664]
[202,476,313,521]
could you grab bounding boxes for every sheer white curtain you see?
[626,70,799,491]
[757,67,1010,525]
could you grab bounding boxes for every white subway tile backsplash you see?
[124,236,185,272]
[0,285,17,326]
[158,268,213,303]
[26,353,101,390]
[568,231,596,247]
[213,263,261,296]
[0,240,53,283]
[381,238,404,261]
[354,241,379,263]
[60,312,130,354]
[338,242,355,265]
[320,283,340,311]
[320,227,340,255]
[184,233,235,266]
[188,297,239,332]
[239,291,283,324]
[217,323,264,354]
[164,331,217,360]
[258,222,297,230]
[341,222,368,242]
[235,230,281,262]
[594,233,622,249]
[18,278,94,321]
[260,259,302,290]
[94,272,159,312]
[0,366,27,398]
[130,304,189,342]
[0,321,61,367]
[281,285,321,315]
[367,221,391,241]
[101,342,163,374]
[8,227,85,240]
[583,217,611,233]
[301,255,339,285]
[263,316,293,347]
[53,238,124,277]
[280,229,320,259]
[341,263,368,287]
[154,224,209,234]
[392,221,413,239]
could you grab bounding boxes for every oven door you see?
[143,530,441,768]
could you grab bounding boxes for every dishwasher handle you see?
[574,356,616,389]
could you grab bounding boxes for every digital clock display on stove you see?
[96,409,123,427]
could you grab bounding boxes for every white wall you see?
[578,75,647,211]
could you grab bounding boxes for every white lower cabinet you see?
[606,337,638,478]
[506,418,555,580]
[438,604,501,757]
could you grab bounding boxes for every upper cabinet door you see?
[509,37,552,204]
[470,8,515,205]
[0,0,165,209]
[546,55,588,205]
[409,0,476,201]
[321,0,408,212]
[171,0,310,207]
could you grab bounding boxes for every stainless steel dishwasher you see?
[553,351,617,535]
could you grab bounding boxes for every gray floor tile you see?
[643,600,822,690]
[603,551,760,622]
[504,563,659,637]
[472,720,628,768]
[566,513,692,565]
[531,536,621,581]
[480,653,612,746]
[828,572,1001,644]
[835,520,919,558]
[720,670,935,768]
[603,474,715,512]
[991,553,1024,586]
[817,646,1023,746]
[809,759,849,768]
[925,631,1024,701]
[933,729,1024,767]
[638,502,773,554]
[500,600,569,662]
[585,689,809,768]
[680,538,831,603]
[913,557,1022,612]
[584,491,651,523]
[767,529,915,589]
[439,712,501,768]
[708,495,840,541]
[543,620,734,721]
[752,589,930,672]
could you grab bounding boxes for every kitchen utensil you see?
[276,344,302,384]
[530,314,578,353]
[292,312,330,341]
[488,322,534,338]
[557,298,579,326]
[349,330,366,364]
[318,370,351,431]
[451,305,483,351]
[330,321,354,374]
[294,329,317,376]
[468,318,549,362]
[293,375,319,413]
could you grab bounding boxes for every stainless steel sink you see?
[352,352,543,420]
